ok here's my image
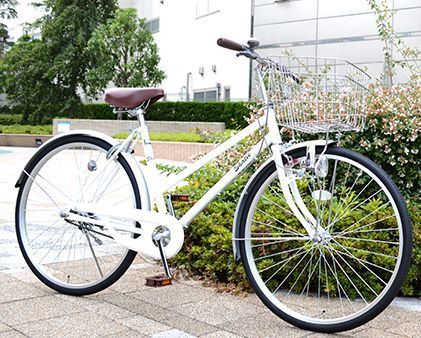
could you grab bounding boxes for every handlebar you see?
[217,37,301,84]
[216,38,247,52]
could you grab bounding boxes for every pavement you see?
[0,146,420,338]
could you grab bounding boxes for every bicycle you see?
[15,38,412,333]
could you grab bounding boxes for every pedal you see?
[170,194,189,202]
[145,274,172,287]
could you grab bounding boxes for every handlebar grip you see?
[217,38,246,52]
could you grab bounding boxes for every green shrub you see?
[0,106,11,114]
[340,79,420,199]
[0,114,23,125]
[147,102,251,129]
[0,125,52,134]
[170,79,420,295]
[1,101,252,128]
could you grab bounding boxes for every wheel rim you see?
[244,152,404,325]
[18,142,138,290]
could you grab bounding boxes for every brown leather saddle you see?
[104,88,165,109]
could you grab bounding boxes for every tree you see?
[85,8,165,99]
[0,35,63,106]
[0,0,17,57]
[0,0,17,19]
[35,0,117,109]
[367,0,420,85]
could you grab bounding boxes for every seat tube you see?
[137,110,155,162]
[137,110,167,213]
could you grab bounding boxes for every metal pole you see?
[248,0,255,100]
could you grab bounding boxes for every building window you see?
[196,0,220,19]
[145,18,160,33]
[193,89,218,102]
[224,87,231,101]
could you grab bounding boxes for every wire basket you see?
[256,56,371,133]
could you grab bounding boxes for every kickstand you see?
[145,237,173,287]
[157,238,171,278]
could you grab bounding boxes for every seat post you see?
[136,109,155,163]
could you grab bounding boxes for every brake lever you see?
[236,51,257,59]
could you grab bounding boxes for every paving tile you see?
[0,295,83,326]
[0,280,47,303]
[116,315,171,336]
[350,328,406,337]
[160,313,216,336]
[99,292,171,321]
[84,301,136,320]
[200,330,244,338]
[15,311,129,338]
[101,329,148,338]
[173,294,266,326]
[151,328,197,338]
[109,266,163,293]
[240,293,265,308]
[0,272,15,284]
[220,312,308,338]
[386,317,421,338]
[367,306,413,331]
[305,333,352,337]
[54,293,100,308]
[0,330,27,338]
[0,322,11,333]
[129,282,214,307]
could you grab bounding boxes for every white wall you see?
[120,0,252,101]
[253,0,421,84]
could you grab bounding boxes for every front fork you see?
[267,108,325,239]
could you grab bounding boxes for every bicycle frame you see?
[108,105,318,239]
[64,67,322,258]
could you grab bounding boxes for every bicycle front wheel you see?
[238,146,412,332]
[15,135,142,295]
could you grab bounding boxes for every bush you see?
[1,101,252,128]
[340,79,420,199]
[147,102,251,129]
[170,79,420,295]
[0,114,23,125]
[0,125,52,134]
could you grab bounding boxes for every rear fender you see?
[15,130,151,211]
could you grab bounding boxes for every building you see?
[119,0,252,101]
[4,0,420,103]
[253,0,421,84]
[121,0,420,101]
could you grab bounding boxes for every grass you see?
[0,125,53,134]
[114,131,205,143]
[114,130,234,143]
[0,124,234,143]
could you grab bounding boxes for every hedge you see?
[0,101,251,129]
[0,114,23,125]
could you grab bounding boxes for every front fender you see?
[15,130,151,211]
[232,140,336,262]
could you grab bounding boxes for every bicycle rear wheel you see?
[238,146,412,332]
[15,135,142,295]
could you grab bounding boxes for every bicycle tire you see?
[238,146,412,332]
[15,134,142,296]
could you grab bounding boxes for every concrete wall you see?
[133,141,215,163]
[52,119,225,136]
[0,134,52,147]
[0,134,215,163]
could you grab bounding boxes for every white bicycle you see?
[15,38,412,333]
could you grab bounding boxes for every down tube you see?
[178,139,269,228]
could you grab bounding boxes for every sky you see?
[5,0,44,41]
